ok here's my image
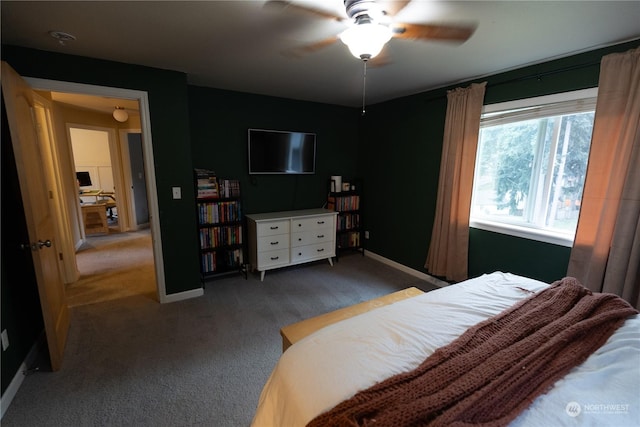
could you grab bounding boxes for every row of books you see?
[195,168,241,200]
[199,225,243,249]
[337,231,360,249]
[201,249,244,273]
[328,195,360,212]
[218,179,241,199]
[197,201,241,224]
[337,213,360,231]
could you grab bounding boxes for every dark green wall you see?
[2,45,201,296]
[359,39,640,283]
[188,87,360,215]
[468,229,571,283]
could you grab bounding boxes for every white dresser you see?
[246,208,338,281]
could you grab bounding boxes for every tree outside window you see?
[471,97,595,243]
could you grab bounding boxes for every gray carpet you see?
[2,254,437,426]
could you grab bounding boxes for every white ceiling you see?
[2,1,639,109]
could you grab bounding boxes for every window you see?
[470,89,597,246]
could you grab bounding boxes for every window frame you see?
[469,88,598,247]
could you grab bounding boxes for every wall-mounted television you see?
[248,128,316,175]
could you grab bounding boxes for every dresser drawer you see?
[291,242,335,263]
[292,215,333,232]
[258,248,290,267]
[257,234,290,252]
[291,230,333,248]
[257,220,290,237]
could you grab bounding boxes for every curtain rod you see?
[487,60,601,89]
[364,60,603,112]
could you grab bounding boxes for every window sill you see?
[469,219,574,247]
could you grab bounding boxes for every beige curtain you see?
[425,82,487,282]
[567,47,640,309]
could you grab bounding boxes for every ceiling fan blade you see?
[282,35,339,58]
[392,22,476,43]
[378,0,410,17]
[264,0,344,21]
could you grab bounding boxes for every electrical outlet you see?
[172,186,182,200]
[1,329,9,351]
[365,230,370,239]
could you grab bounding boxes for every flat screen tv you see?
[248,128,316,175]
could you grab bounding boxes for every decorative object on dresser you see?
[327,178,363,259]
[246,208,338,281]
[194,169,246,281]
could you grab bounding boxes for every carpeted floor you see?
[66,229,157,307]
[2,253,438,426]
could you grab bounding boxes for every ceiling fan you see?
[266,0,476,62]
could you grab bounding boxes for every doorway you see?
[26,77,168,303]
[65,124,155,306]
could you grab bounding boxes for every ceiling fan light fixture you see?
[339,22,392,60]
[113,106,129,122]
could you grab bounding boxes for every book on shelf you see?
[201,248,244,274]
[199,225,243,249]
[327,194,360,212]
[195,168,219,199]
[218,178,241,198]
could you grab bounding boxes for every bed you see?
[252,272,640,427]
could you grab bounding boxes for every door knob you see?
[37,240,52,249]
[19,240,51,251]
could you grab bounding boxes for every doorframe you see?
[25,77,169,303]
[119,129,147,231]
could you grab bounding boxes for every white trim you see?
[470,219,574,247]
[482,87,598,114]
[0,362,26,419]
[24,77,169,303]
[0,337,43,419]
[162,287,205,304]
[364,251,449,288]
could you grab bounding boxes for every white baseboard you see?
[1,335,43,419]
[160,287,204,304]
[364,251,449,288]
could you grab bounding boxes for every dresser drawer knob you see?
[317,248,325,252]
[270,241,279,245]
[317,234,324,238]
[270,226,279,230]
[270,256,279,260]
[317,221,325,224]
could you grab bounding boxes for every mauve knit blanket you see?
[307,277,638,427]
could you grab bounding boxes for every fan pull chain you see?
[361,59,367,116]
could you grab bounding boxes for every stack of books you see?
[195,168,218,199]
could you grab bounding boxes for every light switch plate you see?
[172,187,181,199]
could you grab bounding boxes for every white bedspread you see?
[252,272,640,427]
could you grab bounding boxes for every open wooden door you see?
[2,61,70,370]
